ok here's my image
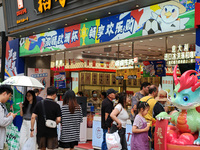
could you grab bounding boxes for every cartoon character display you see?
[156,65,200,145]
[143,0,189,35]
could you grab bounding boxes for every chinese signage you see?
[5,39,25,113]
[20,0,195,56]
[71,72,79,93]
[115,58,138,68]
[37,0,66,13]
[116,68,141,80]
[143,60,166,77]
[28,68,50,98]
[16,0,28,24]
[54,72,66,89]
[164,44,195,65]
[162,76,173,97]
[154,120,168,150]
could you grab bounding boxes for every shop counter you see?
[92,116,132,150]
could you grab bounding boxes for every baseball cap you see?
[107,89,118,95]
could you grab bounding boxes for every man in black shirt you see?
[30,86,61,150]
[33,89,43,103]
[101,88,118,150]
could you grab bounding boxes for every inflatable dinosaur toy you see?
[156,65,200,145]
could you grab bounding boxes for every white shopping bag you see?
[22,137,36,150]
[106,131,122,150]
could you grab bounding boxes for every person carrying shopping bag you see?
[19,90,37,149]
[110,92,130,150]
[131,101,150,150]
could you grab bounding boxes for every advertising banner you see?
[116,68,141,80]
[27,68,50,98]
[71,72,79,93]
[162,76,174,97]
[54,72,66,89]
[20,0,195,56]
[143,60,166,77]
[5,39,25,114]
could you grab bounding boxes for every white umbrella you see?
[2,76,45,88]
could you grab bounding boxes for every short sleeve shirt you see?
[113,104,129,128]
[33,98,61,137]
[133,114,147,129]
[101,97,114,129]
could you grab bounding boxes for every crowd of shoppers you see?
[1,81,170,150]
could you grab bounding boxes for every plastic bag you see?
[106,131,122,150]
[22,138,36,150]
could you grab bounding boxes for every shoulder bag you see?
[41,100,57,128]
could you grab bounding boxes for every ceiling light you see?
[116,44,118,46]
[193,32,196,34]
[153,57,155,58]
[124,43,127,45]
[159,37,163,40]
[169,36,173,38]
[69,51,71,53]
[85,18,88,21]
[88,51,90,53]
[48,28,50,30]
[100,54,102,56]
[148,48,151,49]
[81,51,84,54]
[19,35,22,37]
[181,34,184,36]
[41,55,43,57]
[136,4,139,7]
[108,12,111,15]
[33,32,35,34]
[129,55,132,56]
[158,48,161,50]
[129,46,131,47]
[149,39,153,41]
[121,54,124,55]
[65,24,68,26]
[140,40,143,42]
[108,45,111,47]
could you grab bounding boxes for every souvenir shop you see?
[2,0,200,149]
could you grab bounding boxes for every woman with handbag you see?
[19,90,37,149]
[110,92,130,150]
[59,90,83,150]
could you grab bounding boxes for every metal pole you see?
[1,32,7,81]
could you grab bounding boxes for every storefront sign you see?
[115,58,138,68]
[28,68,50,98]
[162,76,173,97]
[54,72,66,89]
[17,0,24,10]
[143,60,166,77]
[164,44,195,65]
[20,0,195,56]
[16,8,27,16]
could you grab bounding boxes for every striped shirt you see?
[60,104,83,143]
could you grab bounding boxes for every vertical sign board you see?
[5,39,25,113]
[54,72,66,89]
[71,72,79,93]
[27,68,50,98]
[162,76,174,97]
